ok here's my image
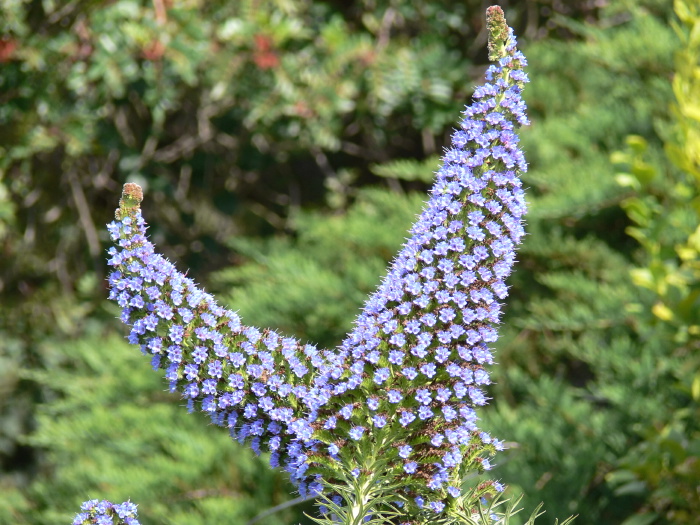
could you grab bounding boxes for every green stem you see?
[347,476,377,525]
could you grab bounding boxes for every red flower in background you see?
[253,34,279,70]
[0,37,17,62]
[142,39,165,61]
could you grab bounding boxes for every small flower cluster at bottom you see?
[72,499,140,525]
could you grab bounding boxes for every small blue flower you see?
[349,426,365,440]
[339,404,354,419]
[429,501,445,513]
[399,411,416,427]
[373,367,390,384]
[404,461,418,474]
[415,389,431,405]
[402,367,418,380]
[418,406,433,420]
[398,445,412,459]
[372,415,387,428]
[419,363,436,378]
[387,390,402,403]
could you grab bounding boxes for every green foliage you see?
[370,157,440,183]
[668,0,700,182]
[593,1,700,522]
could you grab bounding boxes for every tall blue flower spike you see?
[97,6,528,524]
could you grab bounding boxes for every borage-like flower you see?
[102,6,528,524]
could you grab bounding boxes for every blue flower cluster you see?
[73,500,139,525]
[104,12,528,521]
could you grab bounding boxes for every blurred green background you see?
[1,0,698,524]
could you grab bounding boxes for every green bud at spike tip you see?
[486,5,509,62]
[116,183,143,221]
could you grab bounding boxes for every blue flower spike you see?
[96,5,528,524]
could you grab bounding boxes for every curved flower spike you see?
[103,6,528,524]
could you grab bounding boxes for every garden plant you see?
[72,7,570,525]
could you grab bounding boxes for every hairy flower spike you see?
[98,7,528,524]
